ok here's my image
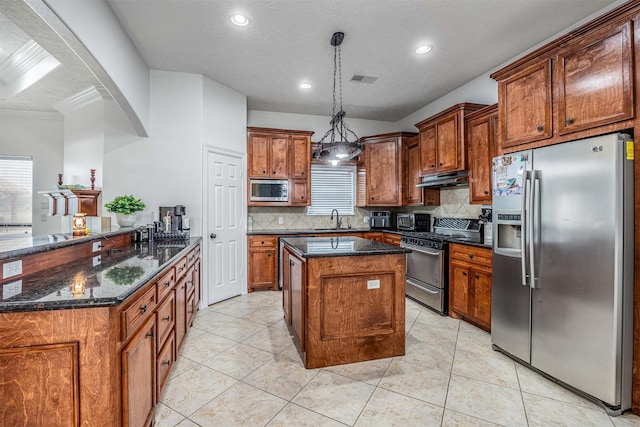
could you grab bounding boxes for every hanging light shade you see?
[312,32,363,164]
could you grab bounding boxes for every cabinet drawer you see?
[449,243,492,267]
[156,290,175,350]
[156,267,176,302]
[248,236,278,247]
[156,332,175,400]
[174,256,188,279]
[121,285,157,342]
[186,248,197,267]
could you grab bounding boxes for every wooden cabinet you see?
[557,20,634,135]
[247,127,313,206]
[363,132,417,206]
[121,316,156,427]
[175,273,188,352]
[403,135,440,206]
[499,60,553,148]
[247,235,278,291]
[286,248,305,350]
[466,104,498,204]
[416,103,487,176]
[491,11,636,153]
[449,243,492,332]
[247,132,289,178]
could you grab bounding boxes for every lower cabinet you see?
[448,243,492,331]
[382,232,401,246]
[122,316,156,427]
[247,235,278,291]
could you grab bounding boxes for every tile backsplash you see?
[249,187,485,231]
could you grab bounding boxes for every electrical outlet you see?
[93,255,101,267]
[3,260,22,279]
[367,279,380,289]
[92,242,102,252]
[363,216,369,223]
[278,217,284,225]
[2,280,22,299]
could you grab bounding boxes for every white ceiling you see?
[0,0,623,122]
[107,0,620,122]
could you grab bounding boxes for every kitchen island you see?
[0,231,201,427]
[281,236,409,369]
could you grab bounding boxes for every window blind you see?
[0,156,33,225]
[307,164,356,216]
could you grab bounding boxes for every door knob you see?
[210,233,217,239]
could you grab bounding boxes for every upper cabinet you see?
[248,132,289,178]
[557,20,634,135]
[415,103,487,176]
[492,7,638,153]
[364,133,410,206]
[247,127,313,206]
[466,104,498,205]
[499,60,553,148]
[403,136,440,206]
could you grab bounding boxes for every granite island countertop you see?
[281,236,411,258]
[0,237,201,313]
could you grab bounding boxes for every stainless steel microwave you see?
[249,179,288,202]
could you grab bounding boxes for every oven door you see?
[401,242,446,314]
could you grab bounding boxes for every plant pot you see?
[116,213,137,227]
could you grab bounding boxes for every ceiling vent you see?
[350,74,378,84]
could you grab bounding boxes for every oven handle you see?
[400,243,442,256]
[406,278,440,294]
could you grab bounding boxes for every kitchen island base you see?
[281,236,407,369]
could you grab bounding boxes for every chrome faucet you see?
[330,209,342,229]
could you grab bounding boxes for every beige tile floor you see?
[156,291,640,427]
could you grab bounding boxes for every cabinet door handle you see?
[566,118,574,125]
[301,196,304,200]
[146,330,154,338]
[272,170,276,174]
[301,171,304,175]
[430,164,435,168]
[163,316,171,321]
[267,253,271,257]
[162,360,171,366]
[475,273,479,279]
[439,162,443,166]
[537,125,544,132]
[262,170,266,173]
[484,190,489,195]
[140,304,147,313]
[468,254,474,259]
[462,271,467,276]
[164,281,171,287]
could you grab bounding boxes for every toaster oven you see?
[397,213,431,231]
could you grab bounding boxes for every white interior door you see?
[207,151,243,303]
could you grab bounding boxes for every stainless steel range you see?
[400,218,482,314]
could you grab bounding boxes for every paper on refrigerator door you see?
[492,153,529,196]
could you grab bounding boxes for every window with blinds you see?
[0,156,33,226]
[307,164,356,215]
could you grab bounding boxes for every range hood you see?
[416,170,469,188]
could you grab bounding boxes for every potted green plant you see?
[104,194,146,227]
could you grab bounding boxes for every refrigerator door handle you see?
[529,169,537,289]
[521,170,530,287]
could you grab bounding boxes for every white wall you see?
[203,77,247,153]
[44,0,150,136]
[103,70,204,233]
[248,110,398,139]
[63,101,105,189]
[0,110,64,235]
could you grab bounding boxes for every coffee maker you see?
[159,205,187,233]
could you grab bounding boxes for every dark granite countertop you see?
[281,236,410,258]
[247,228,373,235]
[0,227,138,261]
[447,238,492,250]
[0,238,201,313]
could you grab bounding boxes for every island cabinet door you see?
[282,249,292,326]
[122,316,156,427]
[175,275,188,354]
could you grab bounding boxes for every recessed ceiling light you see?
[415,44,433,55]
[230,14,249,26]
[299,82,312,90]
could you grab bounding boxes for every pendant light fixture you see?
[312,32,363,164]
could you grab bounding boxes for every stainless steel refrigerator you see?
[491,133,634,415]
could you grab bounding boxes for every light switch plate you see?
[92,242,102,252]
[278,217,284,225]
[3,280,22,299]
[93,255,101,266]
[367,279,380,289]
[363,216,369,223]
[3,260,22,279]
